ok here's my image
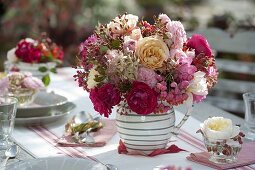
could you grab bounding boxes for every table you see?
[2,67,251,169]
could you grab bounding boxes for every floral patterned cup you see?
[198,117,245,164]
[203,136,242,164]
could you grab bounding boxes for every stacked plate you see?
[16,91,76,125]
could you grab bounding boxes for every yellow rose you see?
[136,36,169,69]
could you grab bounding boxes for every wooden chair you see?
[188,28,255,116]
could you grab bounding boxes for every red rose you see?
[186,34,212,57]
[15,40,41,63]
[89,83,121,117]
[126,81,157,115]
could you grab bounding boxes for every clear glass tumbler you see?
[0,96,18,150]
[243,92,255,140]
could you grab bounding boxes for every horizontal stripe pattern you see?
[116,109,175,153]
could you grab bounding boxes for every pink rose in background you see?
[137,67,158,88]
[89,83,121,117]
[126,81,157,115]
[186,34,212,56]
[22,76,44,90]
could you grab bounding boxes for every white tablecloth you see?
[12,67,254,170]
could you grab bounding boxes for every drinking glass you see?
[0,96,18,150]
[243,92,255,140]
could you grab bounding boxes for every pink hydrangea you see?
[126,81,157,115]
[175,64,197,82]
[167,21,187,49]
[186,34,212,56]
[89,83,121,117]
[166,81,189,105]
[137,67,158,88]
[79,34,98,59]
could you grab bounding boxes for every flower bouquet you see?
[5,33,64,86]
[74,13,218,154]
[0,72,45,106]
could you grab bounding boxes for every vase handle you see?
[172,104,194,135]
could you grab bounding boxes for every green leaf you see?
[94,75,105,82]
[119,82,132,93]
[42,74,50,86]
[111,39,121,49]
[50,67,57,73]
[38,66,48,72]
[96,67,105,75]
[100,46,108,53]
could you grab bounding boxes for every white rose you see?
[25,38,35,43]
[87,67,100,89]
[107,14,138,37]
[201,117,240,140]
[7,48,18,63]
[123,14,138,30]
[130,28,142,41]
[187,71,208,96]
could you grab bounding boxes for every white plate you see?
[18,91,68,109]
[17,91,68,118]
[6,156,107,170]
[15,102,76,125]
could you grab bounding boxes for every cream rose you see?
[201,117,240,140]
[136,36,169,69]
[87,67,100,89]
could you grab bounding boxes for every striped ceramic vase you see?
[116,108,175,155]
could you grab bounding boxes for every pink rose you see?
[89,83,121,117]
[137,67,158,88]
[22,76,44,90]
[126,81,157,115]
[187,34,212,56]
[0,77,9,94]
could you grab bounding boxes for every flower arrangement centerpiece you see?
[0,72,45,106]
[74,13,218,154]
[5,33,64,86]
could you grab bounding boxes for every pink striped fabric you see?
[28,124,255,170]
[180,129,255,170]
